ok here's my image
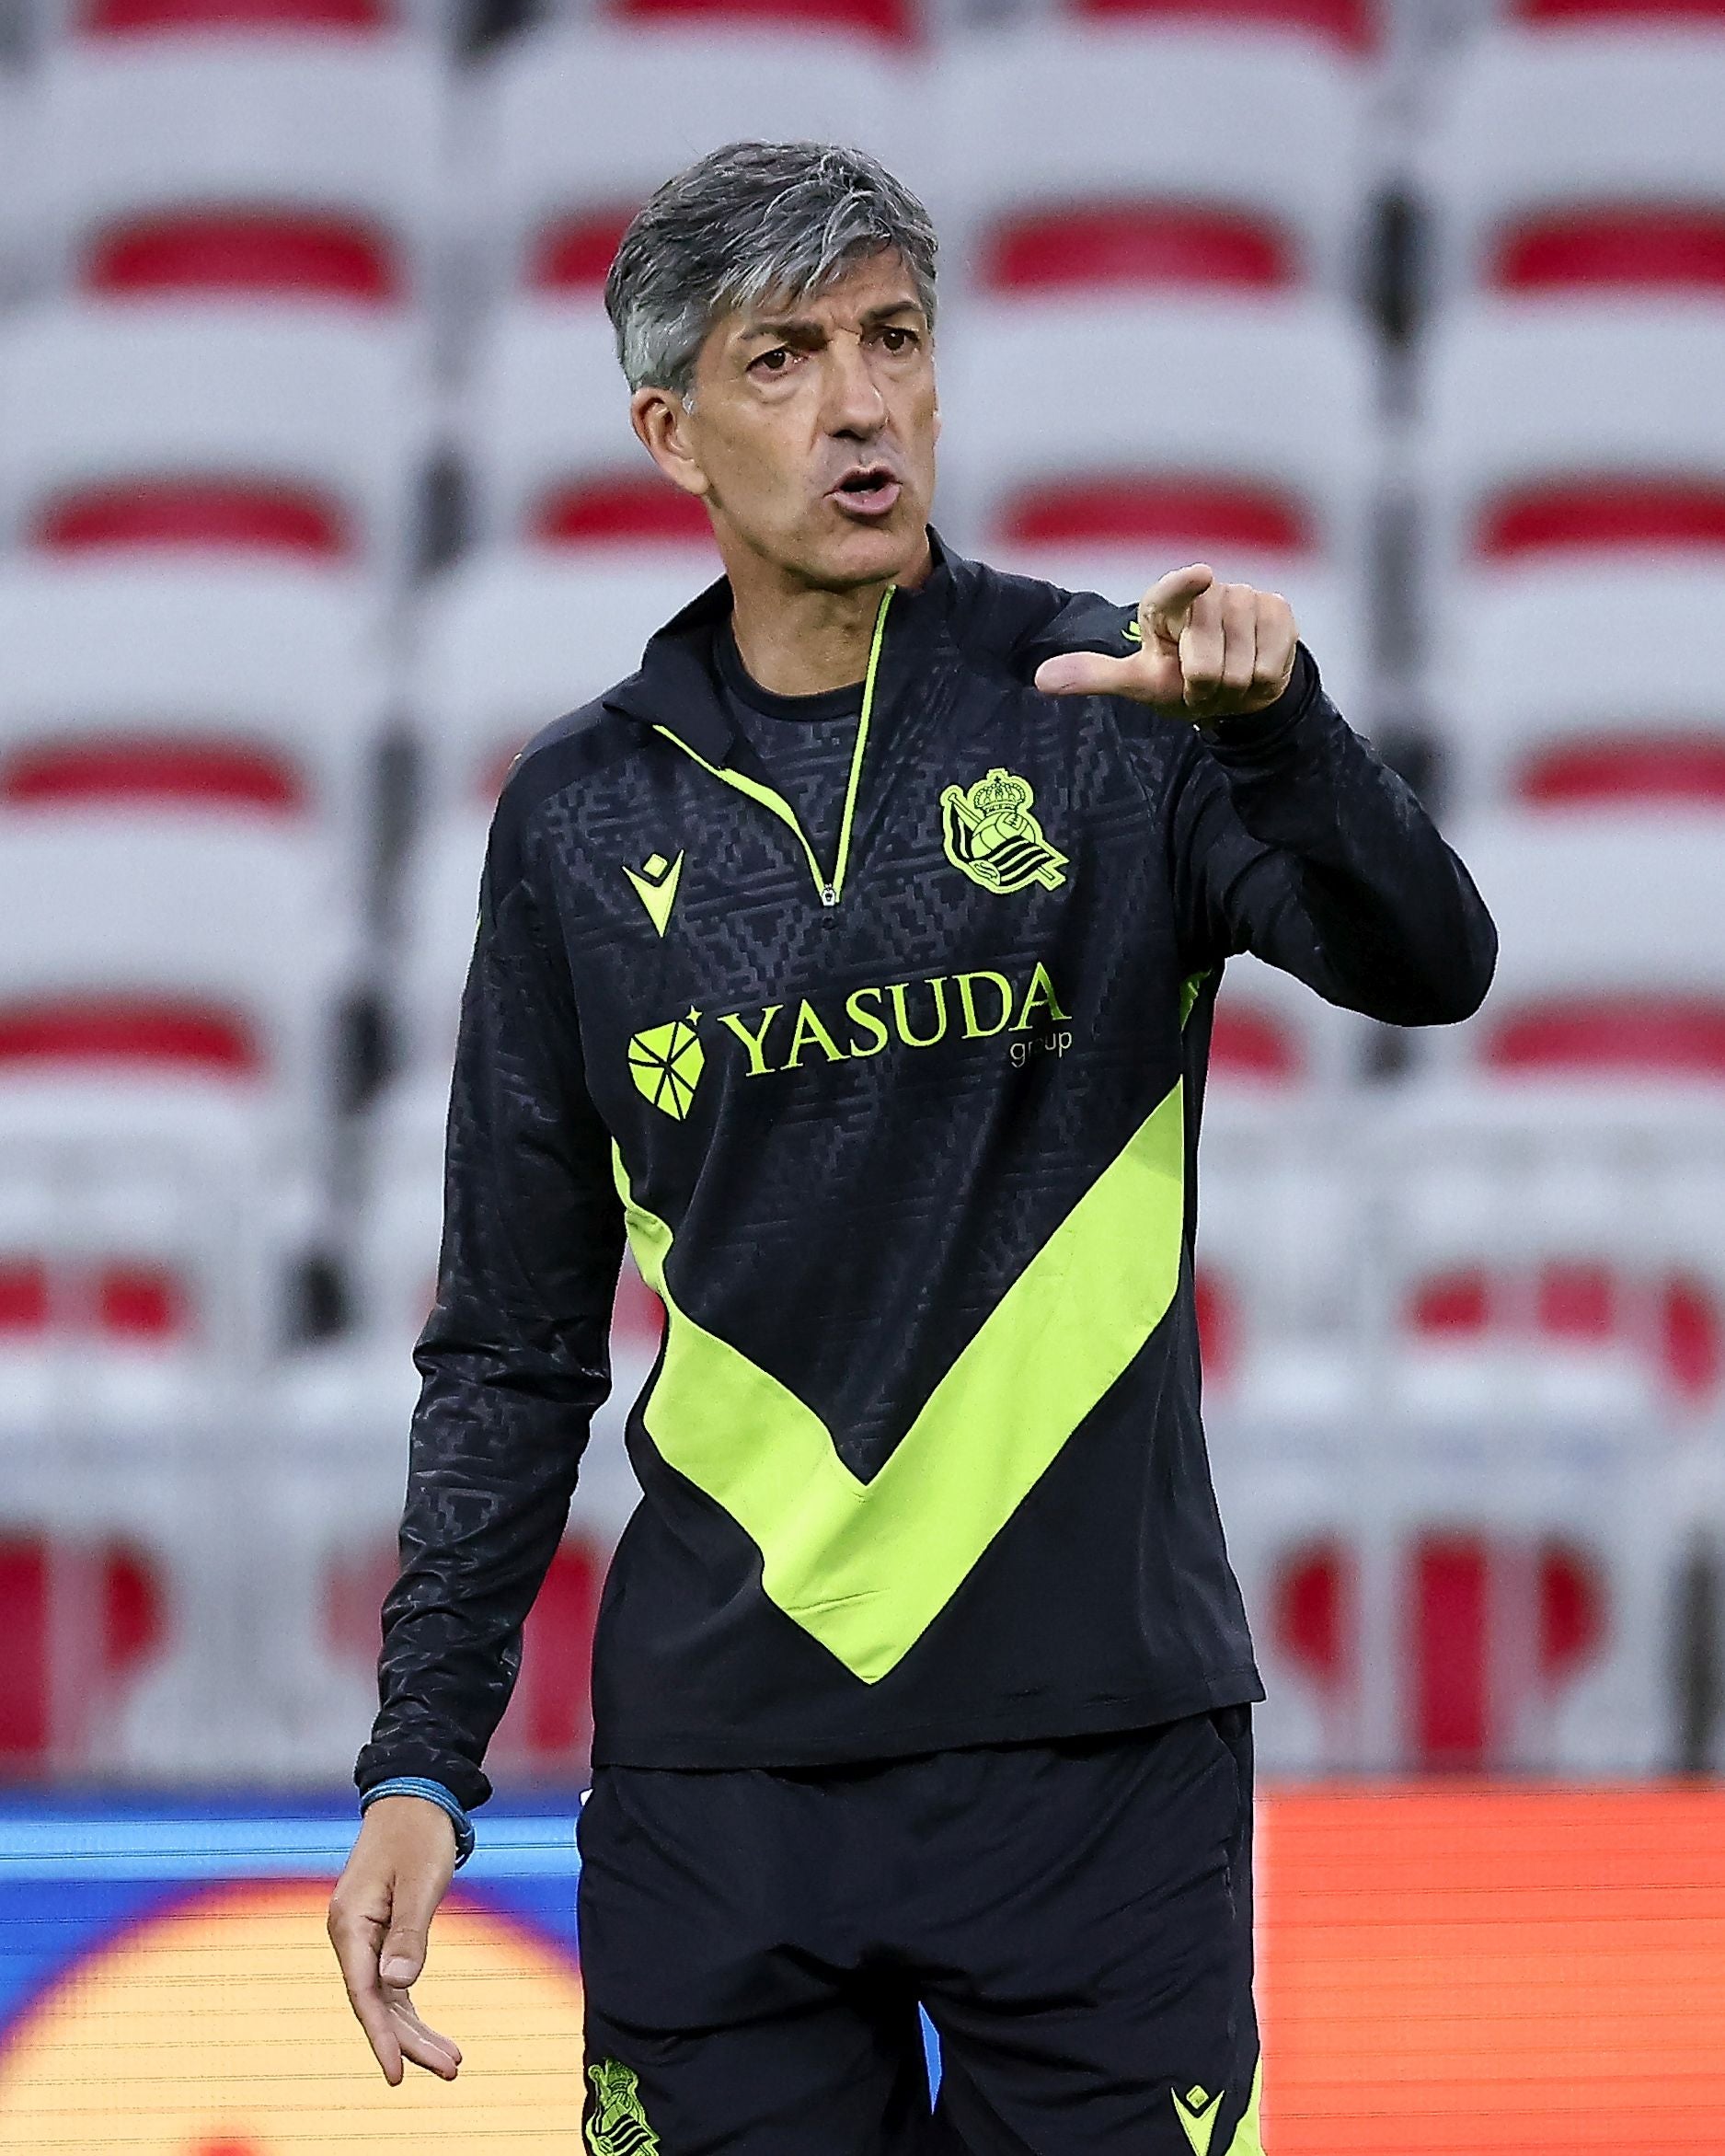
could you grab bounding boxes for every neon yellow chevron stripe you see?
[609,1078,1185,1680]
[1227,2054,1264,2156]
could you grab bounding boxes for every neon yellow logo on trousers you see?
[610,1078,1185,1682]
[1173,2055,1266,2156]
[585,2058,660,2155]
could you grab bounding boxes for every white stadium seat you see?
[1425,813,1725,1092]
[937,297,1381,595]
[1423,562,1725,815]
[929,28,1371,302]
[464,299,707,549]
[410,548,718,815]
[0,814,361,1147]
[18,42,454,315]
[1413,303,1725,645]
[464,24,922,310]
[0,559,392,896]
[1419,30,1725,305]
[0,302,437,591]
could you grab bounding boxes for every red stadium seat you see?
[1486,996,1725,1080]
[86,212,401,306]
[0,1257,191,1338]
[980,205,1294,294]
[1071,0,1375,46]
[0,738,306,814]
[1519,736,1725,808]
[1207,1006,1305,1084]
[1514,0,1725,20]
[529,477,714,548]
[32,479,352,559]
[82,0,389,26]
[1410,1262,1723,1404]
[611,0,914,40]
[1271,1540,1355,1697]
[529,204,638,294]
[0,997,260,1078]
[1478,478,1725,559]
[1409,1533,1604,1771]
[1492,210,1725,296]
[1000,476,1310,552]
[0,1538,165,1768]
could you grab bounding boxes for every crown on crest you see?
[972,768,1029,814]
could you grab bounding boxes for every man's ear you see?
[629,386,710,500]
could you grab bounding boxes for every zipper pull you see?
[821,884,838,907]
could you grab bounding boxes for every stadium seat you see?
[600,0,914,40]
[1414,305,1725,644]
[931,29,1370,303]
[466,25,919,308]
[0,815,361,1156]
[1425,815,1725,1090]
[1063,0,1380,47]
[1419,32,1725,305]
[0,303,436,590]
[1508,0,1725,23]
[410,548,719,816]
[0,560,391,900]
[1423,564,1725,813]
[465,301,707,548]
[1368,1085,1725,1421]
[21,42,452,314]
[0,1528,168,1770]
[30,0,454,47]
[1212,1389,1684,1773]
[937,298,1379,594]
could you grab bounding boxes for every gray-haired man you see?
[328,141,1494,2153]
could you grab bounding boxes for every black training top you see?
[354,533,1496,1809]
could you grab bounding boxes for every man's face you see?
[631,249,938,592]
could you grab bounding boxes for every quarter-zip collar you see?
[601,526,960,767]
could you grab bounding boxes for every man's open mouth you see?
[830,466,903,519]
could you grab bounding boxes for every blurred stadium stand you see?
[0,0,1721,1795]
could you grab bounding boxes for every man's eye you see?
[752,347,794,375]
[879,327,918,353]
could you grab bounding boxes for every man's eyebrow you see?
[732,298,926,348]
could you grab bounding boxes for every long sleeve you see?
[353,802,626,1813]
[1167,644,1497,1024]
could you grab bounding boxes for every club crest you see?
[585,2058,661,2155]
[939,767,1067,894]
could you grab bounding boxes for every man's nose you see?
[823,334,889,437]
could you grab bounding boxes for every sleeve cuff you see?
[1197,639,1322,754]
[359,1775,476,1869]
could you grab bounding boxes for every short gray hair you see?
[604,141,937,399]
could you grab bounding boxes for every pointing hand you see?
[1033,564,1297,721]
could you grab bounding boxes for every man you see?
[328,141,1495,2152]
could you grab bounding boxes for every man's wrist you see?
[359,1775,476,1868]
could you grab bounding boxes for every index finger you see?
[1141,562,1215,637]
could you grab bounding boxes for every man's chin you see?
[800,509,929,591]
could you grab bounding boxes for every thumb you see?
[1033,650,1140,698]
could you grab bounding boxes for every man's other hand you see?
[327,1796,464,2086]
[1034,564,1298,721]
